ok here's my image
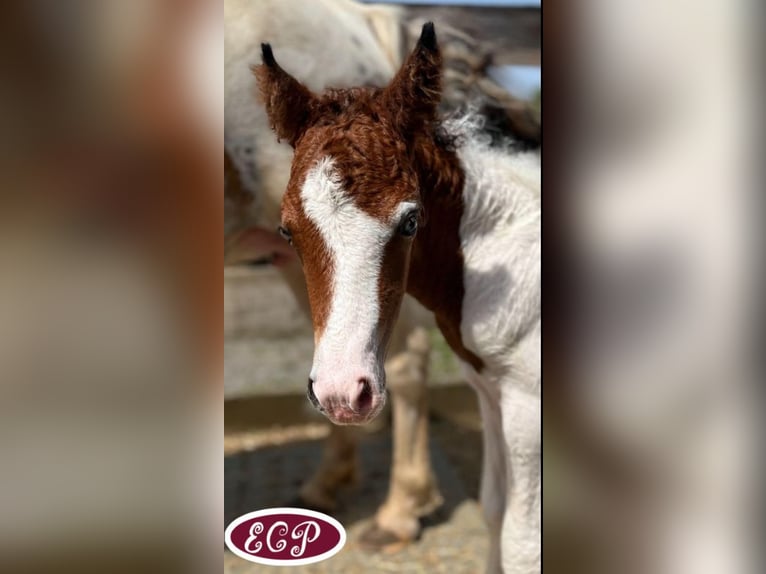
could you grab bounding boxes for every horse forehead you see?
[298,156,408,222]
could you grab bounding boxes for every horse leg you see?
[361,320,442,548]
[298,424,359,511]
[500,383,541,574]
[472,378,507,574]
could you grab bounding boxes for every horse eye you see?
[278,226,292,244]
[399,213,418,237]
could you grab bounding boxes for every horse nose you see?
[308,372,383,424]
[350,377,374,416]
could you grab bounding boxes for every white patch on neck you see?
[456,142,541,383]
[301,157,408,387]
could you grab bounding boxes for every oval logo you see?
[225,507,346,566]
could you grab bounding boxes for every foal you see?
[255,23,540,574]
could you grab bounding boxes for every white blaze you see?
[300,157,413,396]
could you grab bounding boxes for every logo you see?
[225,507,347,566]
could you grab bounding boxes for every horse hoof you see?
[357,523,416,554]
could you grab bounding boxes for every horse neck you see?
[406,131,484,370]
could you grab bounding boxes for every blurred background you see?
[545,1,761,573]
[1,1,221,573]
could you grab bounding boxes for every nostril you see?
[355,378,373,414]
[307,378,320,409]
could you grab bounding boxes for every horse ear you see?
[383,22,442,135]
[252,44,318,147]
